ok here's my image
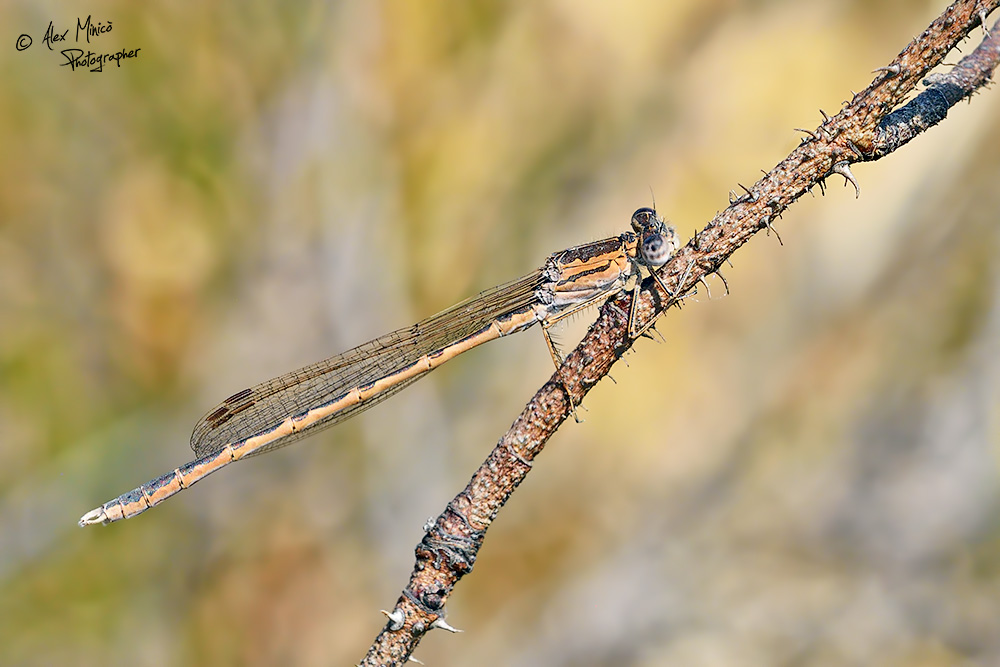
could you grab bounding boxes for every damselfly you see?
[79,208,679,526]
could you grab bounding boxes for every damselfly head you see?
[630,207,660,233]
[631,207,679,267]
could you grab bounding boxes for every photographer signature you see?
[16,15,141,72]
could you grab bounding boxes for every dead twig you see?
[362,2,1000,664]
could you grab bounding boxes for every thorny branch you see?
[362,2,1000,664]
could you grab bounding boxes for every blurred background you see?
[1,1,998,665]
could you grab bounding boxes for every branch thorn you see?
[714,268,730,296]
[430,618,463,633]
[698,274,713,300]
[382,608,406,632]
[872,63,901,76]
[762,217,783,246]
[820,109,831,123]
[832,161,860,198]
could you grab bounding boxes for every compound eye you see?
[641,233,670,266]
[631,207,656,232]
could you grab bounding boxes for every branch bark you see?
[362,2,1000,663]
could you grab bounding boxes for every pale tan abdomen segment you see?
[79,307,542,526]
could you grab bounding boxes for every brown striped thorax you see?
[533,207,679,322]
